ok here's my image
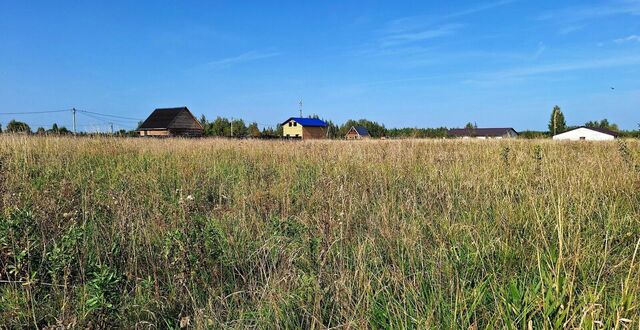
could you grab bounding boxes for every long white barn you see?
[552,127,618,141]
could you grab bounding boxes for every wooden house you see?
[345,126,370,139]
[137,107,203,137]
[281,117,327,139]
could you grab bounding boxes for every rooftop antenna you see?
[298,99,303,117]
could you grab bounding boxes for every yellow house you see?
[281,117,328,139]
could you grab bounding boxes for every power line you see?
[0,109,71,115]
[76,109,142,121]
[77,111,133,126]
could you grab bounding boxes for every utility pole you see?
[299,99,303,117]
[72,108,77,135]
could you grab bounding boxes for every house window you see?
[580,137,586,140]
[289,122,292,127]
[295,134,299,137]
[294,122,297,127]
[286,134,290,137]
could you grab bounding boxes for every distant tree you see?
[464,122,475,129]
[518,130,548,139]
[548,105,567,135]
[386,127,448,139]
[247,122,261,138]
[585,119,619,131]
[230,119,247,137]
[209,117,230,137]
[0,123,3,133]
[36,127,46,134]
[199,114,208,128]
[6,120,31,133]
[261,126,280,138]
[51,123,59,133]
[325,120,339,138]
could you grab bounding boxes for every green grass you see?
[0,136,639,328]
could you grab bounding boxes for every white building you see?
[552,127,618,141]
[448,127,519,139]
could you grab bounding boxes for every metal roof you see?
[556,126,619,137]
[352,126,370,136]
[281,117,328,127]
[448,127,518,137]
[138,107,203,130]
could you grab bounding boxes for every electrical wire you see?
[0,109,71,115]
[76,111,135,127]
[76,109,142,121]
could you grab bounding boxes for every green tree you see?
[0,123,3,133]
[209,117,230,136]
[585,119,619,131]
[51,123,59,133]
[548,105,567,135]
[230,119,247,137]
[36,127,46,134]
[247,122,261,138]
[58,126,71,134]
[6,120,31,133]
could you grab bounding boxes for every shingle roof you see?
[448,128,518,137]
[281,117,328,127]
[558,126,619,137]
[138,107,202,130]
[352,126,370,136]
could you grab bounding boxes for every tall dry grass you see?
[0,136,639,328]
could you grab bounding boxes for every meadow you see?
[0,136,639,328]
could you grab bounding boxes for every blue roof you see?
[352,126,370,136]
[281,117,328,127]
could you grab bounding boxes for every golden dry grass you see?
[0,136,639,328]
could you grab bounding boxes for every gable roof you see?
[448,127,518,137]
[350,126,370,136]
[281,117,328,127]
[138,107,203,130]
[556,126,619,137]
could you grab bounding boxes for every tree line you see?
[2,107,639,138]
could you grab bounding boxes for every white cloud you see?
[468,55,640,83]
[380,24,462,47]
[538,1,640,22]
[614,35,640,43]
[202,50,280,70]
[444,0,516,19]
[379,0,515,47]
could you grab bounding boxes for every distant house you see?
[448,127,518,139]
[552,126,618,141]
[281,117,328,139]
[138,107,203,137]
[346,126,371,140]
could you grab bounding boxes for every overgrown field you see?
[0,136,639,328]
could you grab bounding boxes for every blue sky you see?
[1,0,639,131]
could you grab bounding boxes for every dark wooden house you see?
[137,107,204,137]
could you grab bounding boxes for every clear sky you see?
[1,0,639,131]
